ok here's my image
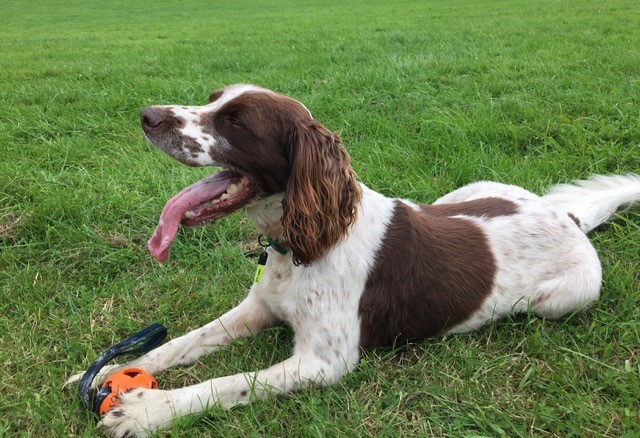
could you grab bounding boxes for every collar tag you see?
[254,251,268,283]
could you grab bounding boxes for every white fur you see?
[544,174,640,233]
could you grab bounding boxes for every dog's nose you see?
[141,107,165,129]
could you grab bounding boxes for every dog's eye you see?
[225,116,245,129]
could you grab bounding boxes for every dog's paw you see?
[99,388,174,437]
[63,364,123,389]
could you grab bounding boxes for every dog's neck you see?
[245,193,285,242]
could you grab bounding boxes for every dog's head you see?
[142,84,361,266]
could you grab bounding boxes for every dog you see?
[67,84,640,437]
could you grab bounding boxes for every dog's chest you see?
[252,250,296,320]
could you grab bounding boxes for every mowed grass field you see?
[1,0,639,436]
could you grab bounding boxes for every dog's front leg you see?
[99,349,355,437]
[66,292,277,387]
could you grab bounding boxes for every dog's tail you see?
[543,174,640,233]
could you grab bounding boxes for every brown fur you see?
[358,198,518,348]
[567,212,581,227]
[207,89,225,103]
[429,197,519,217]
[283,120,362,266]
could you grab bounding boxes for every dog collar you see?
[258,234,288,255]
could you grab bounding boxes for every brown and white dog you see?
[68,84,640,437]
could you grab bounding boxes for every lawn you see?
[1,0,639,436]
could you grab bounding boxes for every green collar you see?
[259,234,288,255]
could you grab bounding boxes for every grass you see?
[1,0,639,436]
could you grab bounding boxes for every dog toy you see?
[97,367,159,414]
[78,322,167,416]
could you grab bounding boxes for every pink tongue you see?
[148,171,235,263]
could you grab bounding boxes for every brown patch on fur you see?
[358,199,518,348]
[282,120,362,266]
[184,137,204,153]
[532,292,548,306]
[207,89,225,103]
[429,197,519,218]
[567,212,581,227]
[110,409,125,418]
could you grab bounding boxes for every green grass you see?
[1,0,639,436]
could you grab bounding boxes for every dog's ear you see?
[282,120,362,266]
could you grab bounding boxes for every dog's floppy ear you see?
[282,119,362,266]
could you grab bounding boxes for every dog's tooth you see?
[220,193,230,200]
[227,184,239,195]
[184,211,195,218]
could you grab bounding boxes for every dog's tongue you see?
[148,171,235,263]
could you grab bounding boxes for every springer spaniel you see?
[69,84,640,437]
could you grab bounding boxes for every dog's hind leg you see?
[530,260,602,319]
